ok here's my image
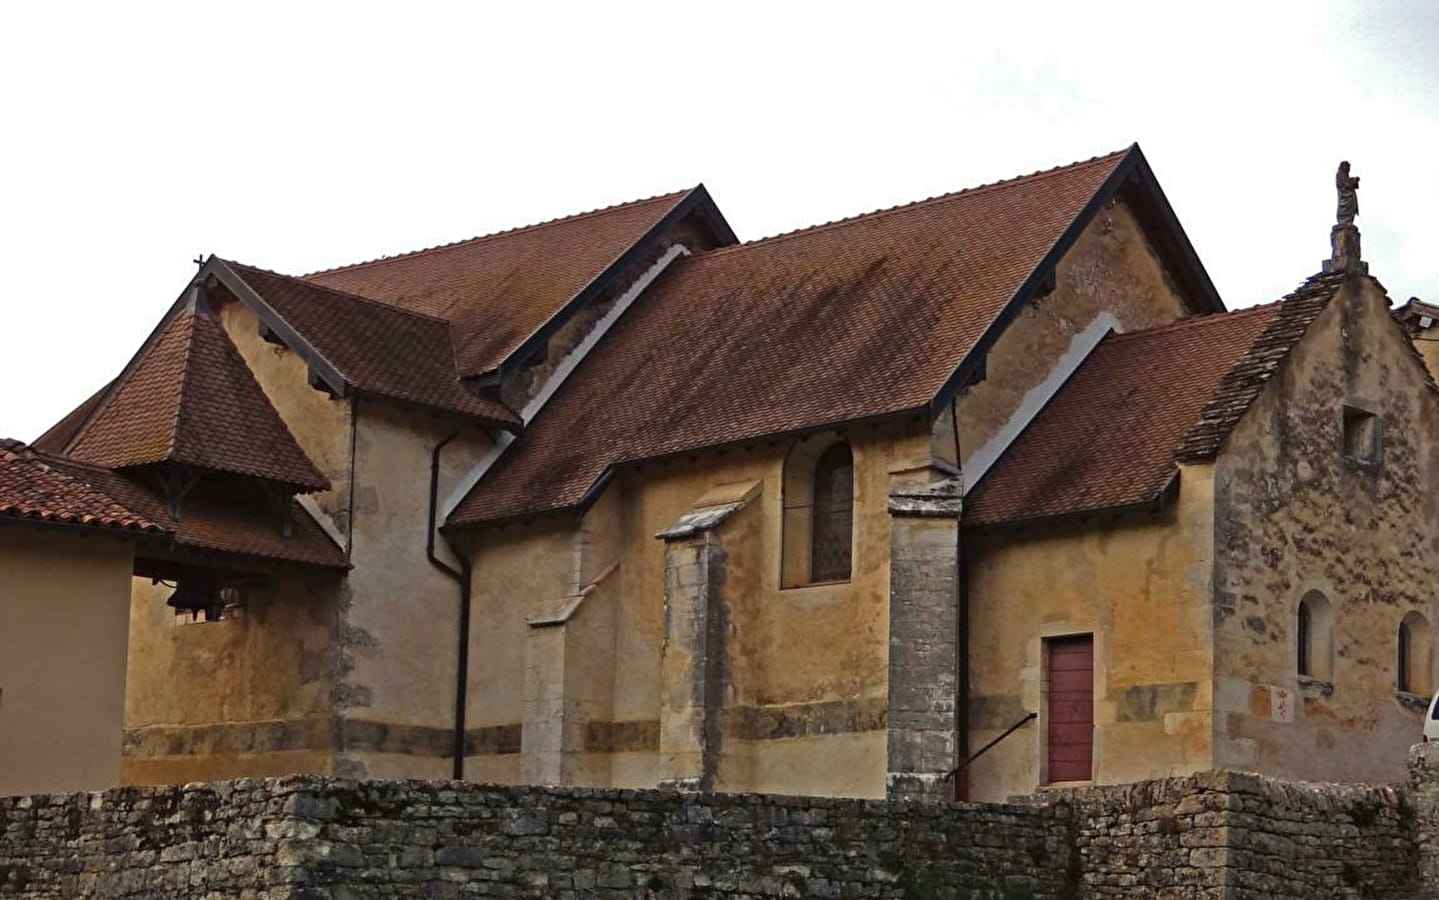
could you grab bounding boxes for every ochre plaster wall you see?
[0,528,132,795]
[1212,275,1439,782]
[464,421,933,798]
[955,198,1189,468]
[121,576,339,785]
[217,298,354,537]
[338,401,493,779]
[964,464,1217,802]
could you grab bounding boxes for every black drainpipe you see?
[427,431,472,781]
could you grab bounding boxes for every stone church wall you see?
[1212,275,1439,783]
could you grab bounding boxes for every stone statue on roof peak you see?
[1336,161,1360,226]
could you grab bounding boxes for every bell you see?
[166,578,219,620]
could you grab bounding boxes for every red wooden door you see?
[1046,635,1093,783]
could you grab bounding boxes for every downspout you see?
[952,406,971,801]
[428,431,471,781]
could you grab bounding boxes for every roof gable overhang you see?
[202,258,348,397]
[491,184,737,385]
[927,142,1223,419]
[207,259,522,431]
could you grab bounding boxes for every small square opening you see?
[1342,406,1379,463]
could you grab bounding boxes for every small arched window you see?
[1398,612,1433,695]
[810,443,854,583]
[1296,591,1333,682]
[781,437,855,587]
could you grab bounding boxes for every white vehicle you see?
[1426,691,1439,742]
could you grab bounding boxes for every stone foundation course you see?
[7,746,1439,898]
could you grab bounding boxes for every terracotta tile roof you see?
[223,262,521,428]
[449,151,1133,526]
[64,306,330,493]
[964,272,1344,528]
[39,454,348,570]
[304,191,693,377]
[0,440,163,533]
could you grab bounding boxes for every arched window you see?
[1296,591,1333,682]
[1399,612,1433,695]
[781,437,854,587]
[810,443,854,583]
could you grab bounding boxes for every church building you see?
[3,145,1435,803]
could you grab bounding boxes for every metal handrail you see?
[943,711,1037,784]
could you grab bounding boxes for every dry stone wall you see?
[1058,770,1417,898]
[9,748,1439,899]
[0,778,1070,899]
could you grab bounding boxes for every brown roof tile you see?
[964,272,1343,528]
[65,307,330,492]
[223,262,520,428]
[0,441,163,534]
[450,151,1132,526]
[304,191,692,377]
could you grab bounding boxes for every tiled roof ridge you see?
[302,189,693,279]
[1104,300,1282,343]
[691,148,1129,259]
[14,441,125,476]
[66,308,195,458]
[1174,270,1346,462]
[163,310,203,460]
[225,259,455,325]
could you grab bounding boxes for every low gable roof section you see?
[449,145,1222,527]
[217,261,521,429]
[0,440,163,534]
[37,452,349,570]
[305,187,738,379]
[63,305,331,493]
[964,271,1346,528]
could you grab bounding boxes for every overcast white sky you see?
[2,2,1436,440]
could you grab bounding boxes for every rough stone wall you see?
[0,780,296,899]
[14,757,1439,898]
[1212,274,1439,782]
[0,777,1072,900]
[1057,770,1417,898]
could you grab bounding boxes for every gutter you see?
[952,410,970,801]
[427,432,472,780]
